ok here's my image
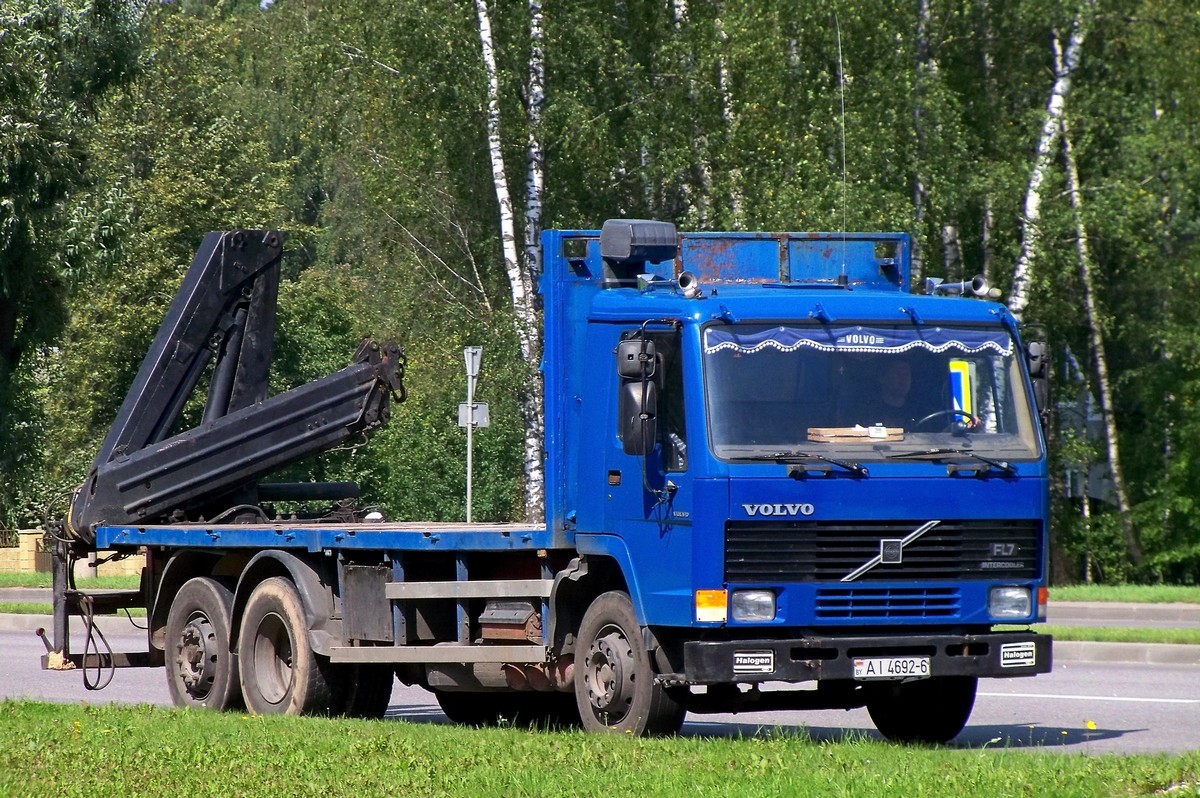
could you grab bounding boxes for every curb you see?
[1049,601,1200,626]
[1053,640,1200,667]
[0,613,145,637]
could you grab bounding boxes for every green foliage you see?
[0,0,144,527]
[0,0,1199,562]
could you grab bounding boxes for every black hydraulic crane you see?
[65,230,404,543]
[46,230,404,675]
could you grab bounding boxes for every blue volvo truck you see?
[45,221,1051,743]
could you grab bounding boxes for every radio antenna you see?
[835,11,848,281]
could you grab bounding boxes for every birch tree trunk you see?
[714,7,741,226]
[911,0,933,288]
[1008,3,1092,320]
[524,0,546,281]
[1060,110,1142,564]
[521,0,547,523]
[941,222,963,280]
[978,0,996,284]
[981,195,994,284]
[474,0,545,522]
[671,0,713,224]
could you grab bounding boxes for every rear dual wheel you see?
[330,663,394,719]
[435,690,580,729]
[237,576,395,718]
[237,576,333,715]
[165,577,241,710]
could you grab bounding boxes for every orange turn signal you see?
[695,589,728,623]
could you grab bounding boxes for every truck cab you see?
[543,220,1050,741]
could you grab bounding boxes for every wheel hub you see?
[585,630,635,721]
[176,616,216,696]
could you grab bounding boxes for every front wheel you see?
[573,591,685,736]
[165,577,240,711]
[866,676,977,744]
[237,576,333,716]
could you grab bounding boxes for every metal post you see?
[51,538,70,660]
[464,347,482,524]
[466,414,474,524]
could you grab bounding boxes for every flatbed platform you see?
[95,521,563,552]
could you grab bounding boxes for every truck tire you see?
[165,576,240,711]
[574,590,685,736]
[434,690,580,729]
[330,663,394,719]
[866,676,977,744]
[434,690,520,727]
[237,576,332,716]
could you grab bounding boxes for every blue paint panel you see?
[787,235,909,289]
[680,236,783,283]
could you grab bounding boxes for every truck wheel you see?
[434,690,579,729]
[434,690,521,726]
[165,576,240,711]
[574,590,685,736]
[330,663,394,719]
[866,676,977,744]
[237,576,332,716]
[528,692,582,729]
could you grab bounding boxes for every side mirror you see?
[619,380,658,455]
[1025,340,1050,427]
[616,339,657,380]
[1026,340,1047,378]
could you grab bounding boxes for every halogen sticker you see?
[1000,641,1037,668]
[733,650,775,674]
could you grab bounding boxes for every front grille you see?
[725,519,1040,583]
[815,586,960,619]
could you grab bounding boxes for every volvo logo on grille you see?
[842,520,942,582]
[742,503,815,517]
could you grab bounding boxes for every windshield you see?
[703,323,1041,461]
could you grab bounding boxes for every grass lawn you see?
[1,701,1198,798]
[0,572,140,590]
[1051,584,1200,604]
[0,602,146,617]
[1002,624,1200,646]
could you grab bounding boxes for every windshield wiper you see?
[886,447,1016,476]
[749,450,869,478]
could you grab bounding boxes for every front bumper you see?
[682,631,1051,684]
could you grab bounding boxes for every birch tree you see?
[911,0,933,287]
[1008,1,1093,319]
[1060,107,1141,564]
[474,0,545,522]
[524,0,546,278]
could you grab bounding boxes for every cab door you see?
[603,327,695,625]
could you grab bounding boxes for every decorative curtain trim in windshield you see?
[703,326,1014,356]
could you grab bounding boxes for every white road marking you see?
[980,691,1200,705]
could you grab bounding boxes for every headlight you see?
[989,586,1032,619]
[731,589,776,622]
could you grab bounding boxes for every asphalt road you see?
[3,624,1198,753]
